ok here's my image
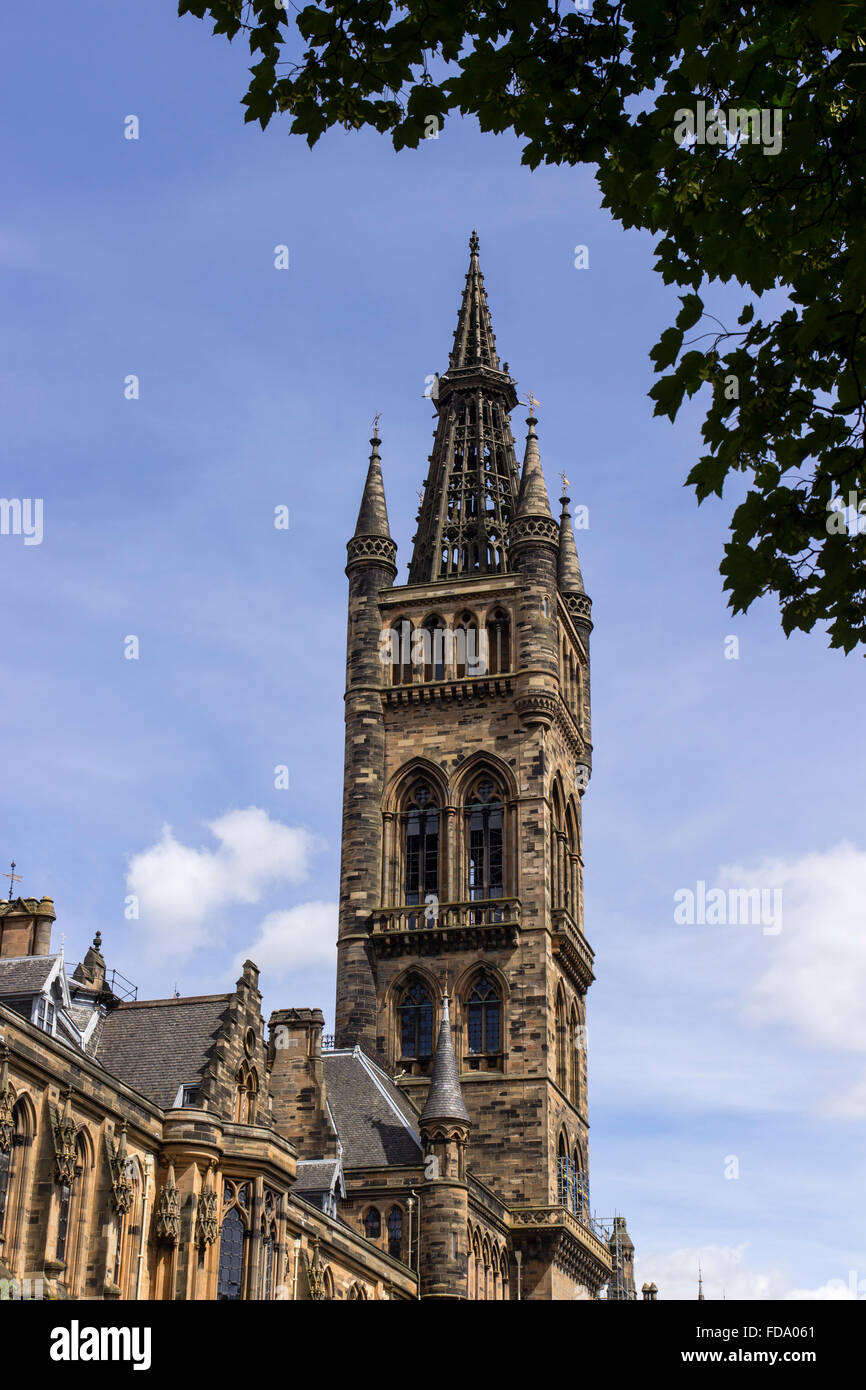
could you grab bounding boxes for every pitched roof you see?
[0,955,59,996]
[95,994,231,1109]
[322,1049,422,1169]
[294,1158,343,1195]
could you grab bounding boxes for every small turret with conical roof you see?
[418,990,472,1299]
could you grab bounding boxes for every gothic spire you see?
[419,991,470,1127]
[449,229,500,370]
[353,430,392,540]
[408,233,521,584]
[557,493,585,594]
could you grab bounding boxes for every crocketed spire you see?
[420,991,470,1127]
[408,235,521,583]
[557,494,584,593]
[515,415,554,520]
[353,431,392,539]
[448,229,500,370]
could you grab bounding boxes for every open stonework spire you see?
[408,233,522,583]
[419,992,470,1128]
[558,493,585,594]
[448,229,500,370]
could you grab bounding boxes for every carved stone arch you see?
[453,958,511,1005]
[74,1122,96,1170]
[449,750,517,805]
[384,757,448,815]
[386,962,441,1011]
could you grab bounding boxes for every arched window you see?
[555,989,567,1092]
[569,1006,581,1106]
[454,611,479,679]
[467,778,504,904]
[473,1234,483,1300]
[348,1282,367,1299]
[398,979,434,1067]
[467,1227,475,1299]
[364,1206,381,1240]
[421,615,446,682]
[260,1190,278,1300]
[465,972,501,1061]
[390,617,414,686]
[235,1063,258,1123]
[0,1095,32,1267]
[387,1206,403,1260]
[403,783,439,915]
[500,1250,510,1302]
[486,608,511,674]
[218,1182,251,1300]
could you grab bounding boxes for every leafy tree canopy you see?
[180,0,866,651]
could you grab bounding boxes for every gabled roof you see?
[95,994,231,1109]
[294,1157,345,1199]
[0,954,61,998]
[322,1048,422,1169]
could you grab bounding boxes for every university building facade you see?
[0,237,640,1301]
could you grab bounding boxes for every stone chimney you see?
[268,1008,337,1158]
[0,896,55,958]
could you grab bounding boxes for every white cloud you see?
[235,900,338,977]
[126,807,320,955]
[635,1243,857,1301]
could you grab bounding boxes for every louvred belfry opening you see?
[408,232,522,583]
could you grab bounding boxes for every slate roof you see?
[95,994,231,1109]
[322,1050,422,1169]
[420,994,470,1126]
[294,1158,342,1194]
[0,955,58,997]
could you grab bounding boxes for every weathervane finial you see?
[372,410,382,439]
[3,862,21,900]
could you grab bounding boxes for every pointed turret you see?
[557,493,584,594]
[408,232,521,583]
[420,992,470,1127]
[345,429,397,579]
[353,432,392,540]
[515,415,555,522]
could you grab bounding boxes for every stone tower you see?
[335,233,595,1233]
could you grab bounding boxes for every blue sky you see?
[2,3,865,1300]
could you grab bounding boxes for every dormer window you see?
[181,1084,201,1107]
[35,997,55,1035]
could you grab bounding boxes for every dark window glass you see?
[399,982,433,1060]
[387,1206,403,1260]
[0,1146,11,1238]
[404,785,439,907]
[56,1182,71,1262]
[217,1205,245,1300]
[364,1207,381,1240]
[467,973,501,1055]
[467,783,504,901]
